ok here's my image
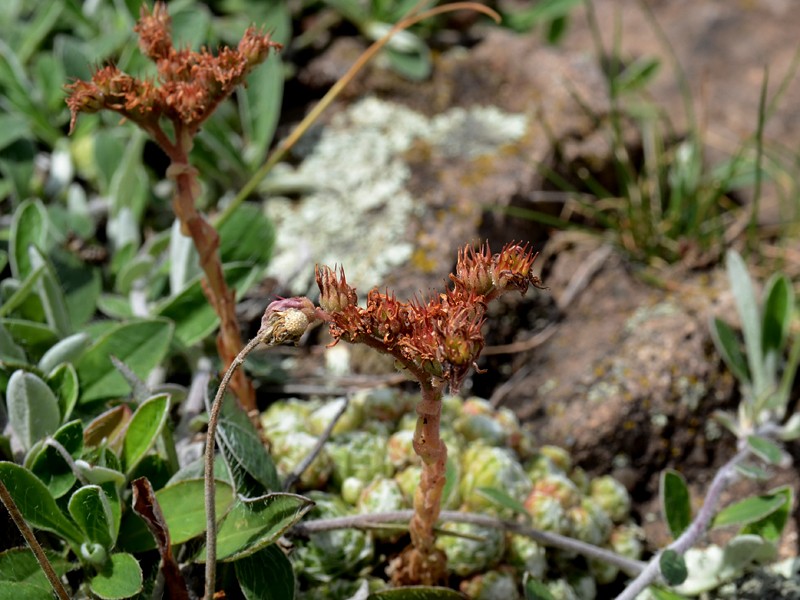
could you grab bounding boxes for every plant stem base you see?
[390,545,448,586]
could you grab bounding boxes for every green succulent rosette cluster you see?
[263,389,643,597]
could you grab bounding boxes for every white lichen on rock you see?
[264,97,529,294]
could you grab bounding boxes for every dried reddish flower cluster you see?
[65,2,281,139]
[316,242,542,391]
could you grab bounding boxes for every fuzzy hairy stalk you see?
[167,138,256,417]
[203,335,262,599]
[204,302,317,599]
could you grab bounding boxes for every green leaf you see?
[89,552,143,599]
[116,479,235,552]
[218,199,275,267]
[218,396,281,495]
[709,317,749,383]
[726,249,766,398]
[9,198,48,279]
[660,469,691,538]
[0,582,54,599]
[735,462,772,480]
[68,485,115,549]
[648,586,691,600]
[28,419,83,498]
[6,370,60,451]
[114,253,155,295]
[613,56,661,95]
[746,435,783,465]
[235,544,295,600]
[523,576,557,600]
[369,588,466,600]
[96,294,134,320]
[476,486,531,519]
[0,462,83,545]
[502,0,581,32]
[761,274,793,356]
[168,219,200,295]
[0,547,71,592]
[38,332,91,374]
[741,486,792,543]
[384,46,432,81]
[1,319,58,363]
[659,549,688,586]
[712,490,788,529]
[46,362,80,424]
[28,246,71,337]
[75,318,173,403]
[51,250,102,329]
[0,321,26,362]
[0,113,30,153]
[83,405,132,451]
[156,263,260,347]
[196,493,313,562]
[239,54,283,168]
[122,394,170,475]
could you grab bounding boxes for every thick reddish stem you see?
[396,381,448,584]
[168,135,256,416]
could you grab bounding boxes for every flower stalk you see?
[65,2,282,416]
[315,242,543,583]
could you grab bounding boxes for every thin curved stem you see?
[216,2,500,229]
[292,509,647,577]
[0,479,71,600]
[203,335,262,600]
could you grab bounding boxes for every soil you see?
[258,0,800,593]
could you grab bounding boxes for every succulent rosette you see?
[434,521,506,577]
[308,396,364,436]
[387,429,418,470]
[609,523,645,560]
[460,569,522,600]
[507,535,547,579]
[566,498,613,547]
[395,459,462,510]
[353,387,417,423]
[292,492,374,584]
[357,477,409,540]
[459,444,533,514]
[525,452,566,483]
[261,398,319,438]
[589,475,632,523]
[539,445,573,474]
[524,473,582,535]
[270,431,333,490]
[297,577,387,599]
[327,431,393,489]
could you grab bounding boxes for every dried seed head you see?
[315,265,358,314]
[259,297,320,345]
